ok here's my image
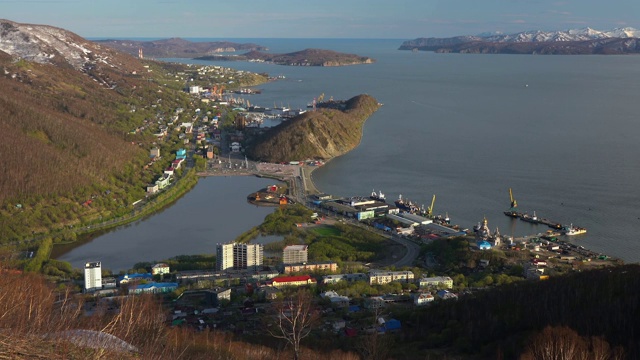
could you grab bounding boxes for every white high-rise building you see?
[216,243,263,270]
[283,245,308,265]
[216,243,235,271]
[234,243,263,270]
[84,261,102,292]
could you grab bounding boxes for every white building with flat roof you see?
[217,243,263,271]
[419,276,453,289]
[216,243,235,271]
[283,245,308,265]
[368,270,414,285]
[234,243,263,270]
[84,261,102,292]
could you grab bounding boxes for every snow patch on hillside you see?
[0,19,111,70]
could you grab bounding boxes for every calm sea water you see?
[58,39,640,268]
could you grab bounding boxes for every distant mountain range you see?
[400,27,640,54]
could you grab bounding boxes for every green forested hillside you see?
[396,264,640,359]
[0,47,194,241]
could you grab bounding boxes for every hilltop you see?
[197,48,375,66]
[96,37,268,58]
[0,20,264,242]
[245,95,381,162]
[400,26,640,54]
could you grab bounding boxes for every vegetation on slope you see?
[0,267,360,360]
[197,48,375,66]
[394,264,640,358]
[97,37,268,58]
[0,21,273,247]
[245,94,381,162]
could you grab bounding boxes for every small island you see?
[245,94,381,162]
[196,48,375,66]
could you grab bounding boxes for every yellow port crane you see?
[317,93,324,103]
[426,194,436,217]
[509,188,518,209]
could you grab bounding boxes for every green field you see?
[309,226,341,237]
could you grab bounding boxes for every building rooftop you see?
[283,245,308,251]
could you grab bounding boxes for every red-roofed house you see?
[267,275,317,289]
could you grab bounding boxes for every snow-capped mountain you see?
[478,27,640,43]
[0,19,138,72]
[400,26,640,54]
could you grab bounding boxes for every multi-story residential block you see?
[216,243,263,271]
[282,245,308,265]
[419,276,453,289]
[368,270,414,285]
[84,261,102,292]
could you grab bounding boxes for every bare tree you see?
[356,306,393,360]
[520,326,624,360]
[267,289,318,360]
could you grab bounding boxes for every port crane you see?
[426,194,436,217]
[508,188,518,210]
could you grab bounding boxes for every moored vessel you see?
[563,224,587,236]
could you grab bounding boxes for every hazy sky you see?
[2,0,638,38]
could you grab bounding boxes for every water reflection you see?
[54,176,281,272]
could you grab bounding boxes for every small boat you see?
[563,224,587,236]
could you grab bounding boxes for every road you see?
[203,151,421,268]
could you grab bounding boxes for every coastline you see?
[301,100,379,197]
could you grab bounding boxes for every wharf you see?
[504,211,563,230]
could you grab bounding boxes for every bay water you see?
[56,39,640,269]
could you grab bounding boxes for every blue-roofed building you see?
[436,290,458,300]
[118,273,153,285]
[129,282,178,295]
[378,318,402,333]
[477,241,492,250]
[176,148,187,160]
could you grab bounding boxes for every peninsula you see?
[196,48,375,66]
[245,95,381,163]
[400,27,640,55]
[96,37,268,58]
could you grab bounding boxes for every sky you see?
[1,0,639,39]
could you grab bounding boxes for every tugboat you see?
[521,211,540,224]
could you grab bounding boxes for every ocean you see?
[57,38,640,270]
